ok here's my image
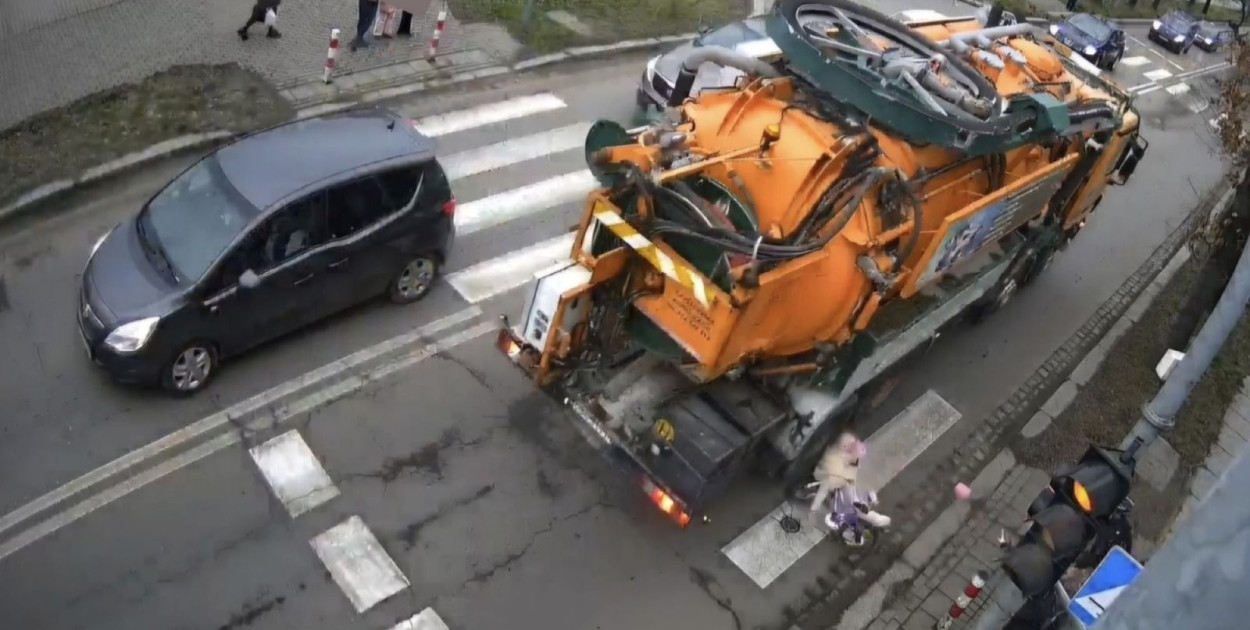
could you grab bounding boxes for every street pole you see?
[1119,230,1250,463]
[1095,444,1250,630]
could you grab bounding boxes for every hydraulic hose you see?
[667,46,782,107]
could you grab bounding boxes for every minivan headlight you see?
[1049,24,1059,35]
[1084,45,1097,56]
[104,317,160,353]
[1173,34,1186,43]
[1152,20,1162,30]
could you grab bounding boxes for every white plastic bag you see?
[264,8,277,27]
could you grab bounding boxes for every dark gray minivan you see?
[78,107,456,395]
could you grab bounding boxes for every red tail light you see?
[642,477,692,528]
[442,199,456,218]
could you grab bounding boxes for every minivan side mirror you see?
[239,269,261,290]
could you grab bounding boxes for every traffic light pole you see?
[1095,443,1250,630]
[1119,230,1250,463]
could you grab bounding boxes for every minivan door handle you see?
[328,257,349,270]
[293,273,315,286]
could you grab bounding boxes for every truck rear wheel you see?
[968,248,1035,324]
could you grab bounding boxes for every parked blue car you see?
[1148,10,1200,54]
[1194,20,1236,52]
[1049,13,1127,69]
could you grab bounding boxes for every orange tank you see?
[536,12,1142,386]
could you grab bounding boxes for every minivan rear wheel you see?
[389,255,439,304]
[161,341,218,396]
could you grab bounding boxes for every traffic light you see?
[1002,446,1135,598]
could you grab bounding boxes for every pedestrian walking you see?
[238,0,282,40]
[351,0,381,51]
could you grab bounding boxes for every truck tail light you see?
[442,198,457,219]
[642,477,692,528]
[496,329,522,360]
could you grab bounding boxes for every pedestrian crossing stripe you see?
[590,199,715,307]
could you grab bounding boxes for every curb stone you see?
[286,33,696,113]
[0,131,236,230]
[792,181,1231,630]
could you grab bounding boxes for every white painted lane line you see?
[456,170,598,236]
[1176,61,1230,78]
[409,93,567,137]
[0,307,481,543]
[447,232,576,303]
[1166,82,1191,95]
[392,608,452,630]
[311,515,410,613]
[721,390,962,589]
[1134,84,1163,96]
[249,431,340,518]
[1144,68,1173,81]
[1134,37,1185,70]
[0,321,497,563]
[1120,56,1150,67]
[440,123,591,180]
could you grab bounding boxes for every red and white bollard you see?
[323,28,340,84]
[427,3,447,62]
[934,571,988,630]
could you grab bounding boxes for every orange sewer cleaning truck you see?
[497,1,1148,526]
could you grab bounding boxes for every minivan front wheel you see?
[161,342,217,395]
[389,255,439,304]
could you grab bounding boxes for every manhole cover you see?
[779,514,802,533]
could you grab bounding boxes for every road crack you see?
[465,501,611,587]
[341,426,489,484]
[689,567,744,630]
[399,483,496,549]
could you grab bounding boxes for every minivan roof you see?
[215,107,435,210]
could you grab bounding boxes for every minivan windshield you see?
[140,156,258,283]
[1070,14,1112,41]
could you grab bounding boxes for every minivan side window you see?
[210,192,329,293]
[376,167,423,213]
[327,176,389,239]
[265,192,329,266]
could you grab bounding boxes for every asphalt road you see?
[0,18,1234,630]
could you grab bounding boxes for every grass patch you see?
[999,0,1242,22]
[0,64,292,209]
[452,0,747,54]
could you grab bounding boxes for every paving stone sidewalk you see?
[0,0,519,131]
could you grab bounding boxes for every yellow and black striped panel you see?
[591,201,715,308]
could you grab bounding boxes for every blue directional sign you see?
[1069,545,1143,628]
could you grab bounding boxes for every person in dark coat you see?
[350,0,381,51]
[238,0,282,40]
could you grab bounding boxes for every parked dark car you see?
[78,107,457,395]
[1049,13,1126,69]
[1194,20,1236,52]
[1148,10,1200,53]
